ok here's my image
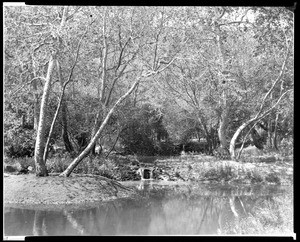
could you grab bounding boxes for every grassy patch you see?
[265,173,281,184]
[245,169,264,184]
[203,163,236,182]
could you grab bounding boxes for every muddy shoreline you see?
[4,155,293,206]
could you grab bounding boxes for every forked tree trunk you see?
[229,90,292,159]
[42,25,86,162]
[34,55,56,176]
[230,41,292,160]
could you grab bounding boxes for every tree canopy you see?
[4,6,294,176]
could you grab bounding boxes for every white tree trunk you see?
[34,55,56,176]
[218,106,230,149]
[59,78,141,177]
[229,89,292,159]
[59,55,178,177]
[229,118,255,160]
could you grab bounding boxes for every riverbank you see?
[4,173,136,205]
[154,154,293,185]
[4,153,293,205]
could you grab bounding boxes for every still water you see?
[4,181,290,236]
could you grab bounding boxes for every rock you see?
[241,145,263,156]
[17,168,29,174]
[4,165,17,173]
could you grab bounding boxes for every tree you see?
[4,6,293,173]
[120,103,170,155]
[229,40,293,159]
[59,67,173,177]
[34,53,56,176]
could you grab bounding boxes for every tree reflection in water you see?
[4,185,289,236]
[33,211,47,236]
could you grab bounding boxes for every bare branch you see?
[10,76,46,97]
[256,41,292,117]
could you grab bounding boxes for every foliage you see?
[278,137,293,156]
[213,147,231,160]
[120,103,171,156]
[4,111,36,158]
[203,164,235,182]
[265,173,281,184]
[245,169,263,183]
[4,7,293,173]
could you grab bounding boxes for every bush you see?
[120,104,172,156]
[213,147,231,160]
[279,138,293,157]
[203,164,235,181]
[47,157,72,173]
[181,141,209,154]
[4,156,35,173]
[4,127,35,158]
[265,173,281,184]
[246,169,263,183]
[156,141,176,156]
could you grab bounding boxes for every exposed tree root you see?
[79,174,134,192]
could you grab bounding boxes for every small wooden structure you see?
[136,167,154,180]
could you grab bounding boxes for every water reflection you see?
[4,183,289,236]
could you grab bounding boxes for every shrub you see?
[246,169,263,183]
[213,147,231,160]
[119,103,172,156]
[279,138,293,157]
[47,157,72,173]
[4,156,35,173]
[4,127,36,158]
[265,173,281,184]
[203,164,235,181]
[156,141,176,156]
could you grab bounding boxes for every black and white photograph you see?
[3,4,294,237]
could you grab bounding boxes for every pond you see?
[4,181,292,236]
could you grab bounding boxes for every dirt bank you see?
[4,173,136,205]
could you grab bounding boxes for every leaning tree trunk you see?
[90,7,108,155]
[59,78,141,177]
[230,41,292,160]
[229,90,292,159]
[42,25,86,162]
[229,117,259,160]
[34,55,56,176]
[60,54,178,176]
